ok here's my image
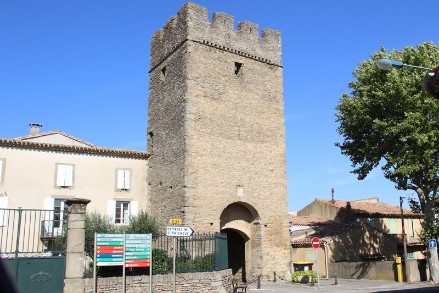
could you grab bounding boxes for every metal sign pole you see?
[173,236,176,293]
[123,232,126,293]
[315,249,320,288]
[93,232,97,293]
[149,237,153,293]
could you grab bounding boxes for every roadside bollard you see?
[334,273,338,285]
[273,271,276,282]
[257,275,261,289]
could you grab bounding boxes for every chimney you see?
[331,188,335,204]
[29,123,43,134]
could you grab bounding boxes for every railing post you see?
[63,198,90,293]
[13,208,22,282]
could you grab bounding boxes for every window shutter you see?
[56,165,66,187]
[117,170,131,190]
[130,201,139,218]
[117,170,125,190]
[124,170,131,190]
[43,198,55,236]
[0,196,8,226]
[64,165,73,187]
[107,200,116,223]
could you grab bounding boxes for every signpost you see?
[311,237,320,288]
[166,224,194,293]
[96,234,124,266]
[125,234,152,268]
[166,225,194,237]
[93,233,152,293]
[429,239,439,283]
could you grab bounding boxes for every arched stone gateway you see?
[220,202,262,281]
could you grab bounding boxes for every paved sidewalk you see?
[246,278,438,292]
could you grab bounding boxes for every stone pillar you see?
[64,198,91,293]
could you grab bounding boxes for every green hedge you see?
[291,270,318,283]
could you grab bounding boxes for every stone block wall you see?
[84,269,233,293]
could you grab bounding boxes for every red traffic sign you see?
[311,237,320,249]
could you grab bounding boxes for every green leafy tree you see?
[336,42,439,226]
[85,212,116,258]
[126,210,160,234]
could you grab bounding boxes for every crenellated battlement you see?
[150,2,282,71]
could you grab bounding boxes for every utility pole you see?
[400,196,408,281]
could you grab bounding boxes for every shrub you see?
[126,211,159,234]
[152,249,171,274]
[291,270,318,283]
[85,212,116,258]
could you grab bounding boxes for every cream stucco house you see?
[0,124,149,230]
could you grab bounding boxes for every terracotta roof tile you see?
[0,138,149,160]
[316,198,424,218]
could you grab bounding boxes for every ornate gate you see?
[0,208,67,293]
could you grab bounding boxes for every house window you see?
[116,169,131,191]
[407,252,415,260]
[368,218,377,228]
[43,198,68,237]
[0,159,5,184]
[107,200,138,225]
[389,218,397,234]
[54,199,68,229]
[56,164,74,188]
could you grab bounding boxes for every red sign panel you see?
[311,237,320,249]
[125,259,150,268]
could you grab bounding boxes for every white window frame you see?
[107,200,138,225]
[116,169,131,191]
[56,164,74,188]
[43,198,68,237]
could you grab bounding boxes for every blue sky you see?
[1,1,438,211]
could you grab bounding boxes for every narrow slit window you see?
[234,62,242,75]
[161,66,167,80]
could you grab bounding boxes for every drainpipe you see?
[323,242,329,279]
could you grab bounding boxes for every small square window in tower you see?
[234,62,243,75]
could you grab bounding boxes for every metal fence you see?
[90,232,228,277]
[0,208,67,258]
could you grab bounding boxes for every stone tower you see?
[147,2,290,279]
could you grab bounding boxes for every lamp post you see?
[376,58,439,99]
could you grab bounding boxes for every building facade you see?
[0,125,148,227]
[147,2,290,280]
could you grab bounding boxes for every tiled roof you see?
[0,138,149,160]
[290,216,362,246]
[289,215,335,226]
[316,198,424,218]
[16,130,96,147]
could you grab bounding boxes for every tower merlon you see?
[150,2,282,71]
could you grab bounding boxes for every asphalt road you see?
[245,279,438,292]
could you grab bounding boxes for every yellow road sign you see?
[169,218,182,225]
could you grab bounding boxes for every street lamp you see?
[376,58,439,99]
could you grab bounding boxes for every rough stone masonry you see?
[147,2,290,279]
